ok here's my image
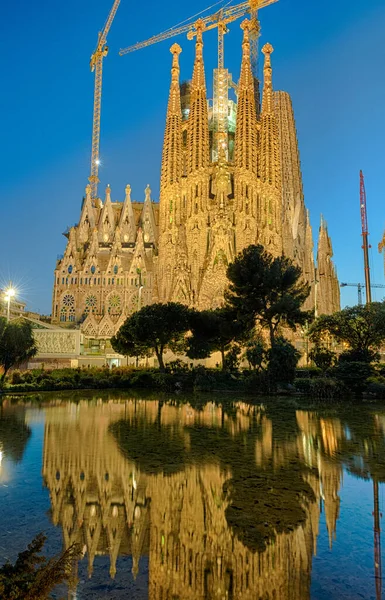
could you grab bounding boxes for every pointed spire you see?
[260,43,280,189]
[119,184,136,244]
[161,44,183,192]
[188,19,210,173]
[234,19,258,172]
[261,43,274,114]
[140,186,157,245]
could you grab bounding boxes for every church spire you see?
[260,43,280,189]
[188,19,210,173]
[160,44,183,192]
[234,19,258,173]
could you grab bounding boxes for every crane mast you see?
[89,0,120,200]
[360,170,372,304]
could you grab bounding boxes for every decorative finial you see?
[85,183,92,197]
[240,18,250,33]
[170,42,182,55]
[262,42,274,56]
[125,184,131,198]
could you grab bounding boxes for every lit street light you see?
[4,286,15,322]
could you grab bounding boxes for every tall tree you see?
[111,302,191,371]
[0,318,37,383]
[225,245,311,347]
[309,303,385,361]
[186,307,246,369]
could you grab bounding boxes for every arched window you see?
[113,265,118,275]
[68,265,73,274]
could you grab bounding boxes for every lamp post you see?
[4,286,15,323]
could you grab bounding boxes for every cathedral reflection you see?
[42,398,379,598]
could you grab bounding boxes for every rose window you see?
[85,295,97,314]
[108,294,121,314]
[62,294,75,307]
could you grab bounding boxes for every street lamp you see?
[4,286,15,322]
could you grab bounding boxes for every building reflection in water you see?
[41,398,381,599]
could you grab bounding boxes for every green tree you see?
[225,245,311,347]
[309,346,336,372]
[111,302,191,371]
[244,337,266,370]
[0,533,81,600]
[309,303,385,360]
[266,336,300,385]
[186,307,246,369]
[0,318,37,383]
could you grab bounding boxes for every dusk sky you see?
[1,0,385,314]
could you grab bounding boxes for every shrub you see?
[332,360,374,396]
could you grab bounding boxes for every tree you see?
[244,337,266,371]
[309,346,336,372]
[266,336,300,385]
[309,303,385,360]
[0,533,81,600]
[0,318,37,383]
[186,307,246,369]
[111,302,191,371]
[225,245,311,347]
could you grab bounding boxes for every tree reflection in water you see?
[38,396,385,599]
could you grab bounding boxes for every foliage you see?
[224,344,242,372]
[309,346,336,372]
[0,533,81,600]
[186,307,246,369]
[309,303,385,357]
[111,302,191,371]
[294,377,346,400]
[266,337,300,386]
[244,337,266,370]
[0,318,37,383]
[225,245,311,346]
[332,360,375,396]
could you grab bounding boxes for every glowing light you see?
[95,158,101,166]
[4,287,15,300]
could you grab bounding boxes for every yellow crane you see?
[89,0,120,200]
[119,0,277,161]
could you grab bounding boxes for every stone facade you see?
[52,20,339,339]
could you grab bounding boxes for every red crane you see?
[360,170,372,303]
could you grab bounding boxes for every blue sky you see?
[1,0,384,314]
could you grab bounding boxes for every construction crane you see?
[340,282,385,306]
[119,0,278,159]
[89,0,120,200]
[360,170,372,303]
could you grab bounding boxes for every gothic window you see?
[68,265,73,274]
[60,307,66,322]
[85,278,88,285]
[68,308,75,322]
[113,265,118,275]
[62,278,64,285]
[91,265,96,274]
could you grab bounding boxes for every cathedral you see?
[52,19,340,343]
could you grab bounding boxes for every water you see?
[1,391,385,599]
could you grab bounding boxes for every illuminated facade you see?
[52,20,339,339]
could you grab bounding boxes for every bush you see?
[294,377,346,400]
[267,337,300,387]
[332,361,374,396]
[366,376,385,399]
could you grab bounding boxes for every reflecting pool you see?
[1,391,385,599]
